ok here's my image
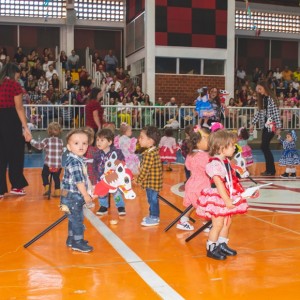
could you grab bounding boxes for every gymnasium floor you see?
[0,151,300,299]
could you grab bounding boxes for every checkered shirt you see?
[93,146,125,182]
[0,78,23,108]
[251,96,281,131]
[137,146,163,192]
[30,137,64,168]
[61,153,88,194]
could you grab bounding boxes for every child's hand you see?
[225,200,236,209]
[84,194,93,204]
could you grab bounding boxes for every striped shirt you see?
[137,146,163,192]
[61,153,88,194]
[251,96,281,131]
[30,136,64,168]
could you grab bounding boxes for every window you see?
[156,57,224,76]
[155,57,176,74]
[204,60,224,75]
[180,59,201,75]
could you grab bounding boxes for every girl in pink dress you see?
[177,126,211,231]
[197,130,249,260]
[116,123,140,175]
[159,128,178,171]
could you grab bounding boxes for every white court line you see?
[246,214,300,236]
[84,208,184,300]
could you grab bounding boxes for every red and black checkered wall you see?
[155,0,227,48]
[126,0,145,23]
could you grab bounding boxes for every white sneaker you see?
[176,221,194,231]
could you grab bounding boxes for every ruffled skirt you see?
[196,187,248,219]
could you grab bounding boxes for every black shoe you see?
[218,243,237,256]
[207,243,227,260]
[280,172,289,178]
[118,207,126,216]
[290,173,297,179]
[261,171,275,176]
[71,240,93,252]
[96,206,108,215]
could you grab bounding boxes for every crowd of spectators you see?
[1,46,300,130]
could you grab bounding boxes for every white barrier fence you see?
[24,104,300,131]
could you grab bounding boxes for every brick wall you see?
[155,74,225,104]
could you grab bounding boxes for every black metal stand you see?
[185,220,212,242]
[164,204,194,232]
[23,214,67,248]
[158,195,196,223]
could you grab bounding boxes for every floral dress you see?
[118,135,140,174]
[278,133,300,166]
[196,157,249,219]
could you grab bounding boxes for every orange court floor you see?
[1,164,300,300]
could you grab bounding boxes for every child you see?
[159,127,178,171]
[60,128,94,252]
[177,126,211,231]
[277,130,299,178]
[137,126,163,226]
[195,87,214,128]
[30,122,63,197]
[117,123,140,175]
[237,127,254,167]
[197,130,249,260]
[93,128,127,216]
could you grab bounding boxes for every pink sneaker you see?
[0,194,4,199]
[10,188,26,195]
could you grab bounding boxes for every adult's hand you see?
[23,127,32,142]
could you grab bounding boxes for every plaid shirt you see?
[251,96,281,131]
[0,78,23,108]
[31,137,63,168]
[137,146,163,192]
[93,145,125,182]
[61,153,88,194]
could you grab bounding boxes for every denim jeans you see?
[98,189,125,208]
[61,192,85,241]
[146,188,159,218]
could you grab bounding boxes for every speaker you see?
[66,9,76,25]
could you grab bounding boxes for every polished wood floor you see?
[1,164,300,299]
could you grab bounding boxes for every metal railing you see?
[24,104,300,131]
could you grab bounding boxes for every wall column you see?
[144,0,156,102]
[226,0,236,102]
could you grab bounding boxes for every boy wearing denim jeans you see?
[93,128,126,216]
[60,128,94,253]
[137,126,163,226]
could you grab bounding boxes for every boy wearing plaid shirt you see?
[137,126,163,227]
[30,122,63,197]
[60,128,94,253]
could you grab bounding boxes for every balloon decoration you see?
[245,0,261,36]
